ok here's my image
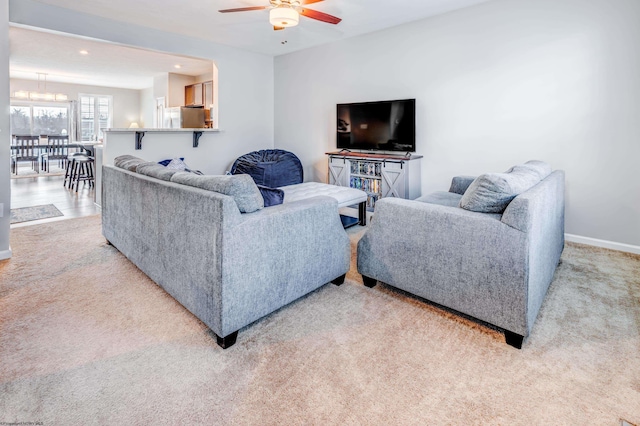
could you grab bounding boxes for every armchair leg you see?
[504,331,524,349]
[362,275,377,288]
[215,331,238,349]
[331,274,346,286]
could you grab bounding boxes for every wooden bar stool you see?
[64,153,88,188]
[69,156,95,192]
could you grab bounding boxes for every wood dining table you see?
[10,142,98,154]
[11,141,101,174]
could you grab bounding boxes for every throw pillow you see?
[459,169,541,213]
[257,185,284,207]
[114,155,148,172]
[158,157,184,167]
[136,163,180,181]
[170,173,264,213]
[159,157,203,175]
[166,158,188,171]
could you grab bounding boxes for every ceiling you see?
[10,26,214,90]
[11,0,492,89]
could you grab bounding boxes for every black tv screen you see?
[337,99,415,152]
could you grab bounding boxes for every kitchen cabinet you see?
[184,81,212,107]
[203,81,213,107]
[185,85,195,106]
[193,83,203,105]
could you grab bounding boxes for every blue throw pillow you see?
[257,185,284,207]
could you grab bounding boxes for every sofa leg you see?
[358,201,367,226]
[362,275,377,288]
[331,274,346,286]
[504,331,524,349]
[215,331,238,349]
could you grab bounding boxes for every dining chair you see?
[11,135,41,175]
[41,135,70,172]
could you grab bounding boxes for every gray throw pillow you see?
[170,172,264,213]
[459,169,541,213]
[114,155,148,172]
[136,163,180,181]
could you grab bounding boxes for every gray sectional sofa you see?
[102,156,350,348]
[357,161,565,348]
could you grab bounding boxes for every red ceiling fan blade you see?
[219,6,268,13]
[299,8,342,24]
[300,0,324,4]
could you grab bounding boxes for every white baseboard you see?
[565,234,640,255]
[0,248,12,260]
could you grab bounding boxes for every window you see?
[10,103,70,136]
[79,94,112,141]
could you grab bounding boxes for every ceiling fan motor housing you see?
[270,0,302,6]
[269,2,300,27]
[220,0,341,28]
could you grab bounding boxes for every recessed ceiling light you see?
[174,64,182,69]
[79,49,89,55]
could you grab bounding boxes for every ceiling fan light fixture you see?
[269,6,299,27]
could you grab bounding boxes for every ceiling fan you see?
[219,0,342,31]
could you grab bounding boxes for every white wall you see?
[274,0,640,248]
[139,86,154,128]
[3,0,274,259]
[10,78,142,129]
[195,72,214,84]
[167,72,194,107]
[0,1,11,259]
[6,8,274,162]
[153,73,168,105]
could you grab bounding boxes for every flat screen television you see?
[337,99,415,152]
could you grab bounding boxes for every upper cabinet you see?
[203,81,213,108]
[185,81,212,107]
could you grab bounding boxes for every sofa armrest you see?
[449,175,476,195]
[219,196,351,335]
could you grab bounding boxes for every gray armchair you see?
[357,162,565,348]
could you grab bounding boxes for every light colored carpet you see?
[0,215,639,425]
[10,204,64,224]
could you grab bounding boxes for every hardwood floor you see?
[10,173,100,229]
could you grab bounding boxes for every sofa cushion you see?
[257,185,285,207]
[114,155,148,172]
[279,182,367,208]
[170,172,263,213]
[416,191,462,208]
[459,168,541,213]
[136,163,181,181]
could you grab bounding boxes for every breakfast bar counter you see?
[96,128,223,207]
[102,128,220,169]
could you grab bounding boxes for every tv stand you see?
[326,151,423,208]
